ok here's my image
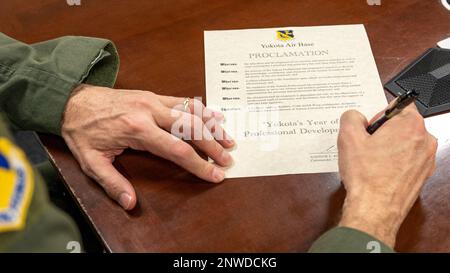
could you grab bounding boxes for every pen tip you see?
[410,89,419,97]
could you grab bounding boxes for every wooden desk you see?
[1,0,449,252]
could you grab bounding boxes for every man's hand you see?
[61,84,234,210]
[337,104,437,247]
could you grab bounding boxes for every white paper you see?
[438,37,450,49]
[204,25,387,178]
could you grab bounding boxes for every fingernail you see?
[224,139,235,146]
[119,193,132,210]
[221,150,232,164]
[212,167,225,182]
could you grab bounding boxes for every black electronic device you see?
[385,48,450,117]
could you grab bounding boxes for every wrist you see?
[61,84,95,132]
[338,195,402,248]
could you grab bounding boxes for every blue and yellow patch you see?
[0,138,34,232]
[276,30,294,41]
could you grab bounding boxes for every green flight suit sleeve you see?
[0,33,121,252]
[0,115,81,252]
[308,227,395,253]
[0,32,119,134]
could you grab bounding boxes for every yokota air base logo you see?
[0,138,34,232]
[276,30,294,41]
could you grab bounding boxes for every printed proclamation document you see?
[204,25,387,178]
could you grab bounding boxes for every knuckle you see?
[411,113,425,127]
[429,136,438,154]
[432,137,438,150]
[403,113,426,137]
[406,110,424,124]
[134,92,158,111]
[120,114,149,134]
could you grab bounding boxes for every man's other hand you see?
[61,84,234,210]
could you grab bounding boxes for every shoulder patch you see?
[0,138,34,232]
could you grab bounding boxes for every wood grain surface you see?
[1,0,449,252]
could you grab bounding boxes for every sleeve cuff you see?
[0,35,119,135]
[308,227,395,253]
[36,37,120,135]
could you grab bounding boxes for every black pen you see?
[366,90,419,135]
